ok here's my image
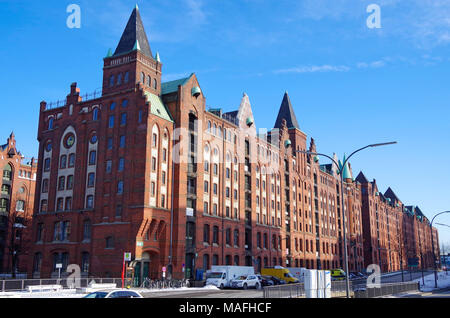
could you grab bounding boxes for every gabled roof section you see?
[114,6,153,58]
[161,74,194,95]
[274,92,300,130]
[355,171,369,184]
[384,187,400,203]
[144,91,174,123]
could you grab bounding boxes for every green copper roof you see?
[155,52,161,62]
[191,86,201,97]
[339,155,352,180]
[161,73,194,95]
[144,92,174,122]
[106,48,113,58]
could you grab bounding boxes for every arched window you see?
[109,75,115,87]
[124,72,129,83]
[153,78,157,89]
[140,72,145,84]
[92,108,99,121]
[117,73,122,85]
[48,117,54,130]
[2,164,12,181]
[147,75,151,87]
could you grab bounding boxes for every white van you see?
[205,266,255,289]
[287,267,307,283]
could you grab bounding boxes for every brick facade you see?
[28,6,439,282]
[0,133,37,274]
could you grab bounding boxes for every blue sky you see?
[1,0,450,246]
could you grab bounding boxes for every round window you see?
[19,187,25,194]
[90,135,98,144]
[46,142,52,152]
[65,134,76,149]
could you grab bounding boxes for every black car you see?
[269,276,286,285]
[257,275,275,287]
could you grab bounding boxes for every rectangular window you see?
[109,115,114,128]
[66,175,74,190]
[58,176,65,191]
[107,138,113,150]
[56,198,64,211]
[152,157,157,171]
[120,135,126,148]
[162,171,166,185]
[68,154,75,168]
[151,182,156,196]
[161,195,166,208]
[60,155,67,169]
[86,195,94,209]
[116,205,122,217]
[120,113,127,126]
[204,181,209,193]
[118,158,125,172]
[87,173,95,188]
[162,149,167,162]
[138,110,143,123]
[65,197,72,211]
[152,133,158,147]
[106,160,112,173]
[89,151,97,165]
[117,181,124,194]
[44,158,51,172]
[42,179,49,193]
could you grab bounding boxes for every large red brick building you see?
[0,133,37,275]
[357,173,440,272]
[28,6,439,282]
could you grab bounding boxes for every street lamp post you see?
[430,212,450,288]
[288,141,397,298]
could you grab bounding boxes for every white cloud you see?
[274,65,351,74]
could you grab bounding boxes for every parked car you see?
[83,289,144,298]
[356,272,367,279]
[257,275,275,287]
[230,275,260,290]
[269,276,287,285]
[348,273,358,280]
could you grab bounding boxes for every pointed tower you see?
[274,92,300,130]
[102,6,162,96]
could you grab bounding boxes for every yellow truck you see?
[330,269,346,281]
[261,267,299,284]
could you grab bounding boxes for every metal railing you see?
[353,282,419,298]
[263,283,305,298]
[263,280,420,298]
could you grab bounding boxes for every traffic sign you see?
[124,252,132,261]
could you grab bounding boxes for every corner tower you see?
[102,5,162,96]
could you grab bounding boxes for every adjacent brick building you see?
[0,133,37,274]
[28,6,439,282]
[357,172,440,272]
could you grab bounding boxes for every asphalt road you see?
[141,288,263,298]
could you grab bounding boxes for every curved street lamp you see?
[287,141,397,298]
[430,211,450,288]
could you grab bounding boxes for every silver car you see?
[83,289,144,298]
